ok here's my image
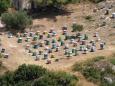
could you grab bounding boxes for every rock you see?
[112,65,115,72]
[104,77,113,84]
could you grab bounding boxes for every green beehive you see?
[64,50,68,55]
[74,49,78,56]
[84,34,88,40]
[47,33,51,38]
[60,41,64,46]
[23,33,27,37]
[18,38,22,43]
[52,44,56,49]
[72,48,75,53]
[32,52,37,56]
[33,44,39,49]
[67,50,72,57]
[33,35,38,41]
[52,39,56,43]
[80,45,83,51]
[36,31,40,36]
[46,40,50,45]
[25,37,30,42]
[65,35,69,40]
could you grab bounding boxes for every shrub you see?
[0,71,15,86]
[33,71,78,86]
[0,64,78,86]
[72,24,84,32]
[82,67,101,82]
[72,63,83,71]
[47,71,78,86]
[33,75,57,86]
[14,64,47,82]
[1,11,32,31]
[91,56,105,62]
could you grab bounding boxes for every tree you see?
[0,0,11,15]
[1,11,32,31]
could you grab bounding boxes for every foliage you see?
[14,64,47,82]
[33,71,78,86]
[29,0,82,13]
[1,11,32,31]
[0,64,78,86]
[0,0,11,15]
[72,24,84,32]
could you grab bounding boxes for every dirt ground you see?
[0,1,115,86]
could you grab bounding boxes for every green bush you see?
[91,56,105,62]
[0,71,15,86]
[14,64,47,82]
[48,72,78,86]
[82,67,101,82]
[72,63,83,71]
[1,11,32,31]
[0,64,78,86]
[72,24,84,32]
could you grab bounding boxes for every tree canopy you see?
[30,0,80,10]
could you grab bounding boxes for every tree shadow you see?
[29,7,73,22]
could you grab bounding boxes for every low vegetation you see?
[72,23,84,32]
[72,56,115,86]
[0,64,78,86]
